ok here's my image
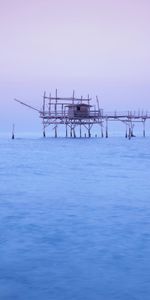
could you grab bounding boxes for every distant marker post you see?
[12,124,15,139]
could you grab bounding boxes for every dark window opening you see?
[77,106,80,111]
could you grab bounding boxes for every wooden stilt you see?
[88,124,91,138]
[131,123,134,137]
[43,129,46,138]
[125,124,128,138]
[73,127,76,138]
[101,124,104,138]
[43,91,46,138]
[106,118,108,138]
[143,120,146,137]
[55,126,57,138]
[80,123,82,138]
[128,125,131,140]
[65,123,68,137]
[70,124,72,137]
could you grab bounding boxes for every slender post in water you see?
[125,123,128,138]
[43,91,46,138]
[55,125,58,138]
[88,124,91,138]
[12,124,15,139]
[73,124,76,138]
[101,123,104,138]
[105,118,108,138]
[43,128,46,138]
[143,119,146,137]
[80,123,82,138]
[65,122,68,138]
[70,122,72,137]
[128,122,132,140]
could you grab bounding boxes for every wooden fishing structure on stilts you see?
[14,90,150,138]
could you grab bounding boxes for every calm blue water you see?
[0,137,150,300]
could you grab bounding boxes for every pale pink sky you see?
[0,0,150,131]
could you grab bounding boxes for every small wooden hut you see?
[66,104,91,119]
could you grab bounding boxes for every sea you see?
[0,136,150,300]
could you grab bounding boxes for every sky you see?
[0,0,150,132]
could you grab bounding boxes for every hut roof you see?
[65,103,92,108]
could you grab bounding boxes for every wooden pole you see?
[43,91,46,138]
[131,122,134,137]
[73,128,76,138]
[88,125,91,138]
[70,123,72,137]
[12,124,15,139]
[106,118,108,138]
[88,94,90,106]
[101,123,104,138]
[96,96,100,112]
[143,120,146,137]
[61,104,63,117]
[80,123,82,138]
[55,89,57,117]
[55,125,57,138]
[125,124,128,138]
[65,123,68,137]
[43,127,46,138]
[49,93,51,116]
[128,123,131,140]
[73,90,75,104]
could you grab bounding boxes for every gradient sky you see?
[0,0,150,131]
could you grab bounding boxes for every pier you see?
[14,90,150,138]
